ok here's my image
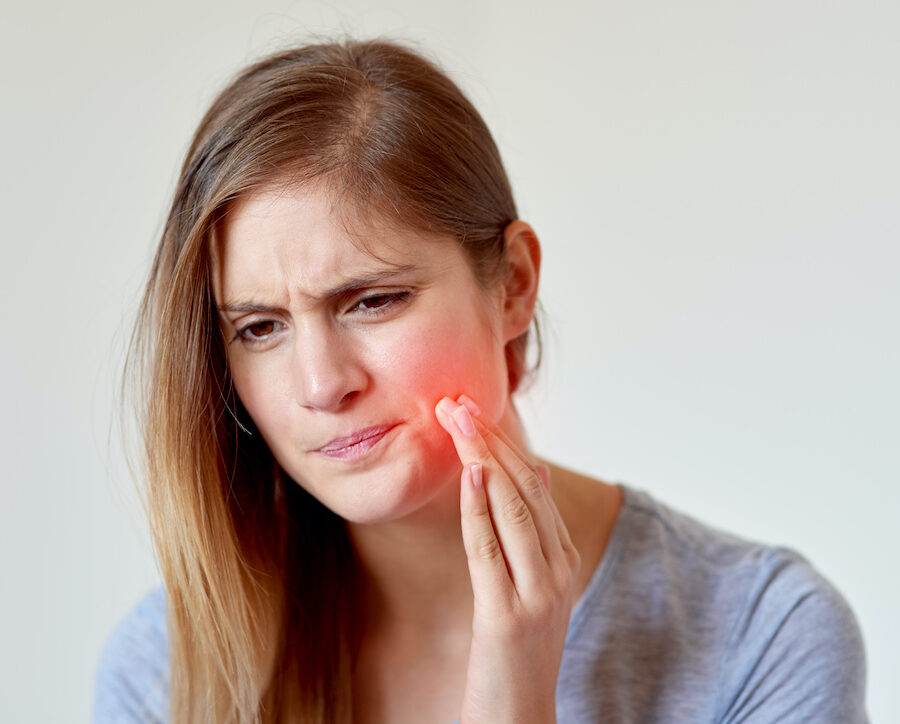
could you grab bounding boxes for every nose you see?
[293,321,367,412]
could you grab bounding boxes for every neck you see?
[347,481,472,635]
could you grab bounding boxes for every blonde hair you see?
[126,38,537,722]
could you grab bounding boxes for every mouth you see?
[312,423,400,461]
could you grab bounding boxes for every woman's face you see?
[211,183,513,524]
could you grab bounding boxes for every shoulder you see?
[714,541,869,722]
[603,486,869,722]
[93,587,169,724]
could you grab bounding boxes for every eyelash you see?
[230,291,412,347]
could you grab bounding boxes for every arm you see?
[93,589,169,724]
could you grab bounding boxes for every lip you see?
[312,423,399,461]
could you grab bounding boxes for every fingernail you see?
[453,405,476,437]
[436,397,457,418]
[469,462,483,489]
[457,395,481,416]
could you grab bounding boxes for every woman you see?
[95,39,868,723]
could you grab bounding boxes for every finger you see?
[459,462,515,608]
[535,463,551,492]
[451,401,565,568]
[456,398,575,566]
[533,462,576,557]
[435,398,546,589]
[532,461,578,563]
[457,395,537,467]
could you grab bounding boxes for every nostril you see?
[340,390,360,406]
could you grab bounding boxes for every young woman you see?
[94,39,868,723]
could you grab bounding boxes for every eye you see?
[232,320,283,346]
[350,291,412,315]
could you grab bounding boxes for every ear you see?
[500,220,542,343]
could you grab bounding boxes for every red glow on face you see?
[211,183,511,523]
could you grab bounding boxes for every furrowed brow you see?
[217,264,420,314]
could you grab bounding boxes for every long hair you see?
[125,38,538,723]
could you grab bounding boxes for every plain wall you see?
[1,1,896,721]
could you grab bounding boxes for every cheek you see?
[228,356,293,436]
[371,312,508,420]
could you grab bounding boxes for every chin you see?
[301,456,461,526]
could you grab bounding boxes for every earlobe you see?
[501,220,542,342]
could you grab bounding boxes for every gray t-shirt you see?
[94,484,869,722]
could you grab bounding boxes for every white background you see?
[2,1,897,721]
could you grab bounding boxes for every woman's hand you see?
[435,395,581,724]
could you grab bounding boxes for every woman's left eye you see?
[350,291,411,315]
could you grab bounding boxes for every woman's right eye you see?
[232,320,282,346]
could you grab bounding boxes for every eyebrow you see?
[217,264,420,314]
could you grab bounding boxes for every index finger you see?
[456,395,538,469]
[446,396,571,566]
[456,395,576,559]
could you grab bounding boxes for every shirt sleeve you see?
[716,548,868,723]
[93,588,169,724]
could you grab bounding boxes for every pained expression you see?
[211,183,513,524]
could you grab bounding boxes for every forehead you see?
[210,182,461,303]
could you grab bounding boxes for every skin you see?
[211,181,623,723]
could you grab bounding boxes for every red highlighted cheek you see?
[369,314,507,430]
